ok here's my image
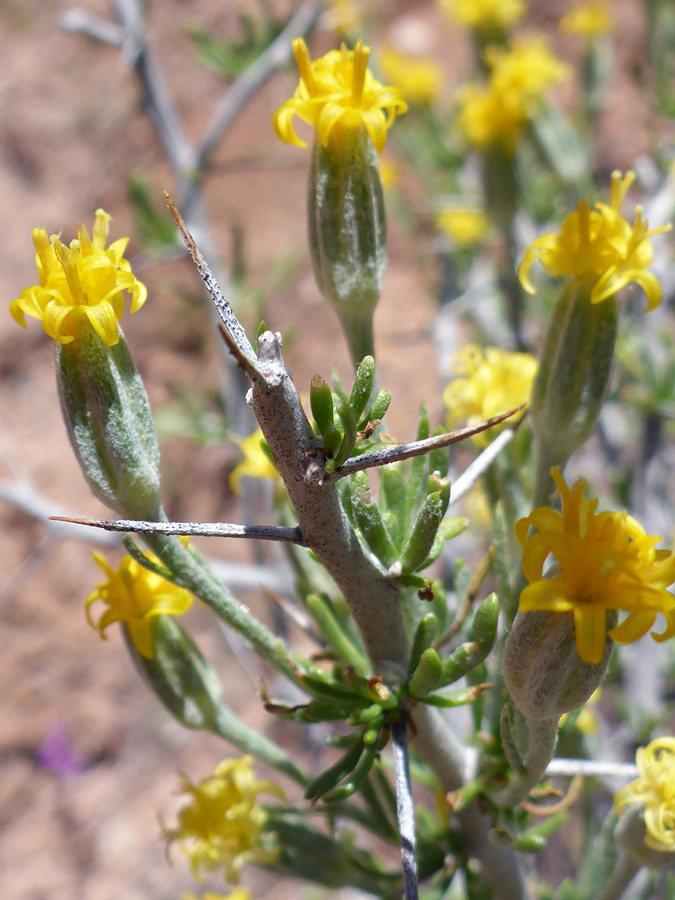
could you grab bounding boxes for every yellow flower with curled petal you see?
[164,756,284,883]
[439,0,526,30]
[519,171,672,310]
[10,209,146,346]
[559,0,613,37]
[229,430,281,496]
[516,467,675,665]
[273,38,407,153]
[443,345,537,447]
[86,550,194,659]
[615,738,675,852]
[436,206,490,247]
[377,47,443,105]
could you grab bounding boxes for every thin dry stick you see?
[50,516,306,544]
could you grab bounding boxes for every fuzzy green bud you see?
[308,130,386,365]
[56,328,161,519]
[124,616,224,732]
[503,609,613,721]
[530,283,618,474]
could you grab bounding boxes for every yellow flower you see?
[322,0,362,37]
[229,430,281,496]
[377,47,443,105]
[439,0,526,30]
[487,36,570,104]
[181,891,251,900]
[164,756,284,883]
[559,0,613,37]
[516,467,675,665]
[519,171,672,310]
[443,345,537,447]
[86,551,194,659]
[436,206,490,247]
[273,38,407,152]
[456,82,527,153]
[614,738,675,852]
[10,209,146,346]
[456,36,568,153]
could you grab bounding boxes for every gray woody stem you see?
[170,199,527,898]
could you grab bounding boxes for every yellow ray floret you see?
[164,756,284,883]
[615,738,675,852]
[516,468,675,665]
[86,550,194,659]
[10,209,146,346]
[229,429,281,496]
[273,38,407,152]
[518,171,672,309]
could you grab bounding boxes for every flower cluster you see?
[164,756,284,883]
[443,344,537,447]
[615,738,675,853]
[439,0,526,30]
[273,38,407,152]
[519,170,672,310]
[86,550,194,659]
[377,46,443,105]
[516,468,675,665]
[10,209,146,346]
[456,35,568,153]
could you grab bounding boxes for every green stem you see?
[596,850,641,900]
[494,711,559,808]
[144,531,297,680]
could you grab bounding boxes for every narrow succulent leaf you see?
[349,355,376,421]
[409,648,443,698]
[310,374,335,436]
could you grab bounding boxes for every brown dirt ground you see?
[0,1,663,898]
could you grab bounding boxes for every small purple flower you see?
[36,723,87,779]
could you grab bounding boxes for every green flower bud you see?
[530,282,618,473]
[503,609,613,721]
[308,129,386,365]
[124,616,224,732]
[56,327,161,519]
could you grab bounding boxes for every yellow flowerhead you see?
[443,345,537,447]
[229,430,281,496]
[164,756,284,883]
[519,171,672,310]
[273,38,407,152]
[439,0,526,30]
[559,0,613,37]
[377,47,443,105]
[456,36,568,153]
[436,206,490,247]
[86,551,194,659]
[10,209,146,346]
[516,467,675,665]
[487,36,570,104]
[614,738,675,853]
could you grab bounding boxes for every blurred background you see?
[0,0,672,898]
